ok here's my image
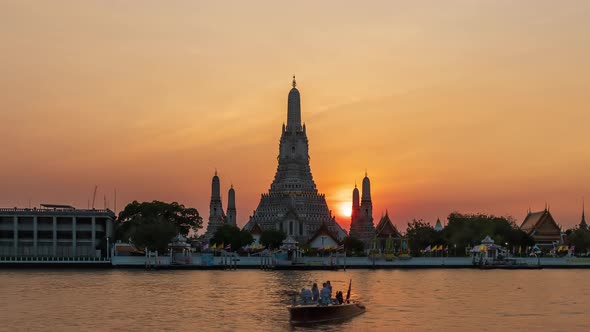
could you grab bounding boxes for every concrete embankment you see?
[4,256,590,269]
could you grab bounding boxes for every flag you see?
[220,243,224,250]
[345,279,352,302]
[225,244,231,250]
[444,246,449,252]
[424,245,431,252]
[202,244,209,250]
[518,246,522,254]
[438,245,444,251]
[211,243,217,249]
[571,245,575,252]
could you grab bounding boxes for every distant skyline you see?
[1,1,589,231]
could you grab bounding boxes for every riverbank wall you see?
[3,255,590,269]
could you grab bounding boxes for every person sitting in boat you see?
[335,291,344,304]
[300,288,312,304]
[326,281,333,298]
[320,283,331,305]
[311,283,319,302]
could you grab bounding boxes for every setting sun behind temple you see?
[340,202,352,218]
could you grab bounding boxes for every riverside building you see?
[0,204,114,258]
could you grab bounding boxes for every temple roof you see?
[249,222,263,235]
[375,211,401,238]
[308,222,341,244]
[520,209,560,235]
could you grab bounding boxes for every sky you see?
[1,1,589,232]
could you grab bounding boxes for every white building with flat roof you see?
[0,204,115,258]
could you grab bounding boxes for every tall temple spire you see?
[211,171,220,199]
[204,171,225,242]
[227,185,236,226]
[352,184,360,215]
[361,172,371,202]
[287,76,302,131]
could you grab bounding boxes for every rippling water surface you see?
[1,269,589,331]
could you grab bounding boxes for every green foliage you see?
[130,216,178,252]
[210,224,253,251]
[443,212,534,255]
[343,236,366,256]
[405,213,535,256]
[260,229,287,249]
[406,219,441,256]
[567,228,590,253]
[118,200,202,236]
[116,201,202,251]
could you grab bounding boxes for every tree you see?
[343,236,365,256]
[260,229,287,249]
[210,224,253,251]
[118,200,202,236]
[130,216,178,252]
[567,228,590,254]
[406,219,439,256]
[442,212,534,256]
[116,201,203,251]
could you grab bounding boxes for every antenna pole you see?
[92,185,98,209]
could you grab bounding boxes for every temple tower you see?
[227,185,237,226]
[349,172,375,246]
[286,75,302,132]
[351,183,360,220]
[203,171,226,242]
[244,77,345,242]
[360,172,373,221]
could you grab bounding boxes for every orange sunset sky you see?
[1,1,589,232]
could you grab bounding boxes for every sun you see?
[339,202,352,218]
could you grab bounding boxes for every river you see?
[0,269,588,331]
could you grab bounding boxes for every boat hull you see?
[288,302,366,324]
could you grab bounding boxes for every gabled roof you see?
[250,222,263,235]
[520,210,560,234]
[375,211,401,238]
[308,222,341,244]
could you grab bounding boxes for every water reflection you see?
[0,269,589,331]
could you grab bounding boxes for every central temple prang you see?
[244,77,346,242]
